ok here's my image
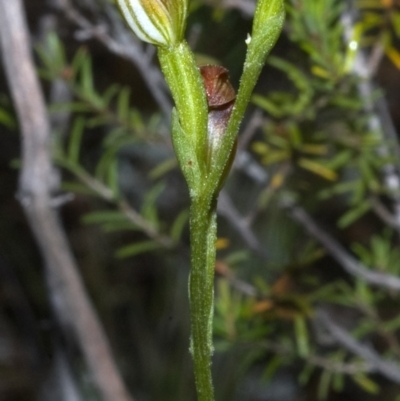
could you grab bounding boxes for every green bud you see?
[116,0,187,47]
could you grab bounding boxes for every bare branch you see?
[370,196,400,231]
[54,0,172,117]
[237,109,264,152]
[259,339,373,375]
[0,1,134,401]
[287,203,400,291]
[306,353,373,375]
[218,190,267,258]
[317,309,400,384]
[220,0,256,17]
[69,167,175,248]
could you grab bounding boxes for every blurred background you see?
[1,0,400,400]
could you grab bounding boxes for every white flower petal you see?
[116,0,186,46]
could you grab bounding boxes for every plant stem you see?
[159,39,216,400]
[189,194,217,401]
[158,42,208,174]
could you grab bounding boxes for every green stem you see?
[207,2,285,196]
[189,194,217,401]
[158,39,216,400]
[158,42,208,175]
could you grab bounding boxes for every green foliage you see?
[358,0,400,70]
[212,0,400,398]
[31,1,400,400]
[352,229,400,274]
[37,33,186,256]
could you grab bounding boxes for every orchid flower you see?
[116,0,187,46]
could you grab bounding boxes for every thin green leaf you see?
[149,157,178,180]
[115,240,160,258]
[352,374,380,394]
[82,210,127,225]
[338,200,371,228]
[294,315,310,358]
[170,209,189,242]
[68,117,85,164]
[117,87,131,122]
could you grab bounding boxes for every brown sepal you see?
[200,65,236,108]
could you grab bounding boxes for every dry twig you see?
[287,203,400,291]
[54,0,172,117]
[317,309,400,384]
[0,1,134,401]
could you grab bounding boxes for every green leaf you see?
[355,280,373,306]
[86,115,111,128]
[68,117,85,164]
[117,86,131,122]
[102,221,141,233]
[324,150,353,170]
[102,84,120,106]
[170,109,201,192]
[338,200,371,228]
[298,363,315,386]
[170,209,189,242]
[141,182,165,227]
[264,56,313,117]
[332,371,344,392]
[262,355,283,382]
[80,55,94,94]
[95,137,135,182]
[252,94,285,117]
[107,158,120,199]
[382,314,400,333]
[318,370,332,400]
[71,47,88,73]
[49,102,93,113]
[61,181,98,196]
[352,374,380,394]
[115,240,161,258]
[223,250,250,266]
[149,157,178,180]
[391,12,400,38]
[298,158,338,181]
[82,210,127,225]
[36,33,66,78]
[294,315,310,358]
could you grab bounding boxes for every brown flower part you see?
[200,65,236,108]
[200,65,236,173]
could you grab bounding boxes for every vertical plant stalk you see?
[207,0,285,196]
[158,42,208,183]
[189,196,217,401]
[157,4,285,400]
[115,0,284,399]
[159,45,215,399]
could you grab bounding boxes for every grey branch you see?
[287,203,400,291]
[370,196,400,231]
[341,7,400,227]
[220,0,256,17]
[55,0,172,117]
[0,1,134,401]
[218,190,267,258]
[317,309,400,384]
